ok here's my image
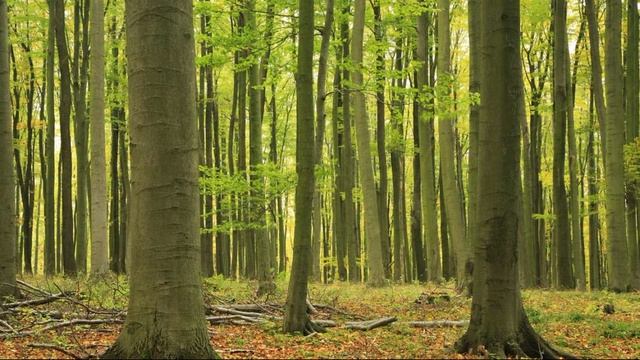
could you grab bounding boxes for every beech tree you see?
[0,0,16,298]
[103,0,217,357]
[455,0,570,357]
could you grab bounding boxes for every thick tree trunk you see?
[604,0,630,292]
[467,0,480,290]
[417,5,442,282]
[103,1,217,357]
[351,0,385,288]
[0,0,17,298]
[89,0,109,274]
[456,2,569,357]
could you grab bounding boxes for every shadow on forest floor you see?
[1,275,639,359]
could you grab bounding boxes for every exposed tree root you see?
[303,317,327,336]
[455,319,577,359]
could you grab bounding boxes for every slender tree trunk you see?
[552,0,573,288]
[567,21,586,291]
[311,0,334,282]
[54,0,77,276]
[588,88,602,289]
[89,0,109,274]
[585,0,607,158]
[417,4,441,282]
[246,0,273,293]
[351,0,385,287]
[604,0,630,292]
[103,1,217,357]
[437,0,469,288]
[283,0,322,333]
[0,0,17,298]
[45,0,56,276]
[391,38,408,282]
[73,0,90,273]
[339,0,358,282]
[373,1,391,279]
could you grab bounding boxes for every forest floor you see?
[0,275,639,359]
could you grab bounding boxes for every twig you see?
[28,343,81,359]
[40,318,124,333]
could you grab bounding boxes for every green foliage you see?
[624,137,640,191]
[199,163,295,234]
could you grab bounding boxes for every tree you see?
[417,1,441,282]
[351,0,385,287]
[44,0,56,276]
[604,0,630,292]
[54,0,76,276]
[89,0,109,274]
[455,0,570,357]
[283,0,325,334]
[626,0,640,289]
[311,0,335,281]
[552,0,574,289]
[0,0,16,298]
[437,0,469,288]
[102,0,218,357]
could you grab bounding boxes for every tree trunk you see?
[283,0,322,334]
[417,4,441,282]
[338,0,358,283]
[103,1,217,357]
[552,0,573,288]
[437,0,469,288]
[456,2,569,356]
[373,1,391,279]
[73,0,90,273]
[45,0,56,276]
[604,0,630,292]
[311,0,334,282]
[587,89,602,290]
[89,0,109,274]
[411,97,427,282]
[391,38,409,282]
[567,19,586,291]
[351,0,385,288]
[625,0,640,289]
[54,0,77,276]
[585,0,607,158]
[0,0,17,297]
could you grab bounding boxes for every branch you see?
[27,343,81,359]
[345,317,397,331]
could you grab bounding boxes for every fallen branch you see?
[207,315,264,324]
[407,320,469,328]
[28,343,81,359]
[40,318,124,333]
[312,319,337,328]
[5,293,66,309]
[345,317,397,331]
